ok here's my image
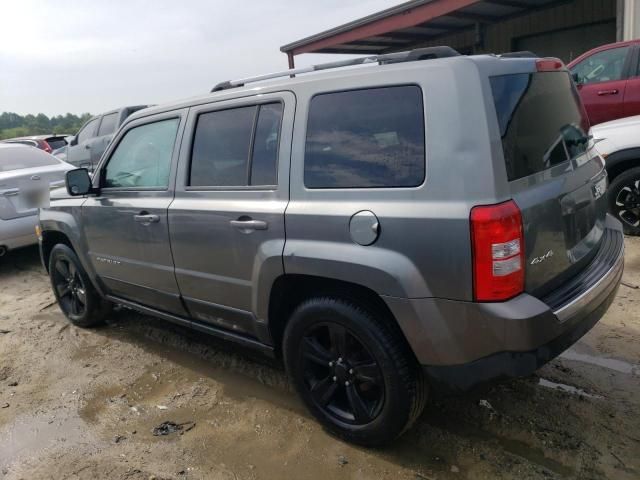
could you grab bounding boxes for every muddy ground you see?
[0,241,639,480]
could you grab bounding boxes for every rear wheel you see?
[283,297,426,446]
[609,167,640,236]
[49,244,111,327]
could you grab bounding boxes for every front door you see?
[82,111,187,316]
[169,93,293,339]
[571,45,632,125]
[67,117,100,169]
[623,46,640,118]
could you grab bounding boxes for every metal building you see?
[282,0,640,67]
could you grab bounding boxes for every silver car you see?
[0,144,73,256]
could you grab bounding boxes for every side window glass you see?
[103,118,179,189]
[77,118,99,144]
[250,103,283,185]
[304,86,425,188]
[571,46,630,84]
[97,112,119,136]
[190,106,255,187]
[189,102,283,187]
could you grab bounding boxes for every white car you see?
[0,144,73,256]
[592,115,640,235]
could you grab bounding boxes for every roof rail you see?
[211,46,460,92]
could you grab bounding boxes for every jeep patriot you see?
[38,47,624,445]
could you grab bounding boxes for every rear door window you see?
[97,112,119,136]
[189,102,283,187]
[490,72,590,181]
[304,86,425,189]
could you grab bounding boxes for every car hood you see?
[590,115,640,156]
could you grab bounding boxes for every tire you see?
[48,244,111,327]
[608,167,640,236]
[283,297,427,446]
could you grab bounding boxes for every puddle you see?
[424,410,575,478]
[560,349,639,375]
[0,414,98,468]
[538,378,604,399]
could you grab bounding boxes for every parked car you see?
[568,39,640,126]
[64,106,150,170]
[1,134,70,154]
[0,144,73,256]
[591,114,640,235]
[39,48,624,446]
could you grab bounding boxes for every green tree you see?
[0,112,93,140]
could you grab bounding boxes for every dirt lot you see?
[1,241,639,480]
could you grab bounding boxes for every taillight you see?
[536,58,564,72]
[39,140,52,153]
[470,200,524,302]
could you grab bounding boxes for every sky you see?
[0,0,401,116]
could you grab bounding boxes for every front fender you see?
[39,199,104,295]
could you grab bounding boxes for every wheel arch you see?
[267,274,413,359]
[605,148,640,181]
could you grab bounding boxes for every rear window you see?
[0,146,60,172]
[304,86,425,188]
[490,72,590,181]
[46,138,67,150]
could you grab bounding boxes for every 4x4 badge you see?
[531,250,554,265]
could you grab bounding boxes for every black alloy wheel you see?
[48,244,111,327]
[302,322,384,425]
[283,297,427,446]
[609,167,640,236]
[52,256,87,318]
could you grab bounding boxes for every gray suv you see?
[38,48,624,446]
[64,106,149,170]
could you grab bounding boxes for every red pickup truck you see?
[568,40,640,126]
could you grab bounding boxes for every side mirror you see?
[65,168,93,196]
[69,136,78,146]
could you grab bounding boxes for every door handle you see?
[597,89,619,96]
[85,144,91,149]
[134,213,160,224]
[229,219,268,231]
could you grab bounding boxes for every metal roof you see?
[281,0,568,56]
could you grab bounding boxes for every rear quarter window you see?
[304,85,425,188]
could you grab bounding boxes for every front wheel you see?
[609,167,640,236]
[283,297,426,446]
[48,244,111,327]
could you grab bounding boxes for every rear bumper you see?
[384,215,624,392]
[0,215,38,250]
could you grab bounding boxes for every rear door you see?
[82,110,187,315]
[570,45,632,125]
[169,93,293,338]
[490,68,608,297]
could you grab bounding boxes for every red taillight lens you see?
[536,58,564,72]
[39,140,52,153]
[470,200,524,302]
